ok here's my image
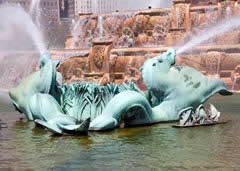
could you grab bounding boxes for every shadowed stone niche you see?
[201,51,224,78]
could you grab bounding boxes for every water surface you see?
[1,91,240,170]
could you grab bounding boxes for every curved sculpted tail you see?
[35,117,90,135]
[89,91,153,131]
[59,118,90,134]
[208,79,232,96]
[35,119,62,134]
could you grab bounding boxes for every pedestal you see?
[89,40,113,73]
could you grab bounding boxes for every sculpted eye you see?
[158,59,163,63]
[152,63,156,67]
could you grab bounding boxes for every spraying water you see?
[175,7,180,28]
[0,4,47,54]
[177,17,240,55]
[30,0,40,13]
[98,16,103,38]
[70,18,87,49]
[232,75,237,90]
[226,7,231,16]
[70,19,81,49]
[0,89,8,93]
[29,0,41,27]
[0,4,47,88]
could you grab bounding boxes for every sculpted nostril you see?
[152,63,156,67]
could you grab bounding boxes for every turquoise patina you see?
[8,48,233,134]
[89,48,232,130]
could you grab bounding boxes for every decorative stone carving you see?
[152,22,170,42]
[135,15,150,33]
[89,41,113,73]
[164,29,186,46]
[175,4,187,28]
[92,45,105,69]
[216,31,240,45]
[202,51,224,78]
[117,27,135,47]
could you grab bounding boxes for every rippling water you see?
[1,91,240,170]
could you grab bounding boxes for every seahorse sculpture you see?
[8,48,232,134]
[8,53,91,134]
[89,48,232,130]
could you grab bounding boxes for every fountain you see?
[0,4,47,88]
[29,0,41,27]
[8,48,234,134]
[69,18,88,49]
[0,4,46,54]
[58,0,240,91]
[176,16,240,55]
[2,0,240,170]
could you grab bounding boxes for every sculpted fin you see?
[208,78,232,96]
[35,119,62,135]
[59,118,90,133]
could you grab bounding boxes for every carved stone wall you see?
[191,0,218,6]
[89,41,112,73]
[175,4,187,28]
[201,51,225,78]
[92,46,105,70]
[62,0,240,89]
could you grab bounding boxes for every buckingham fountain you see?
[2,0,240,170]
[59,0,240,91]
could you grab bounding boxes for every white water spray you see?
[98,16,103,38]
[30,0,40,14]
[0,89,8,93]
[0,4,47,88]
[30,0,41,28]
[70,18,87,49]
[226,7,231,16]
[0,4,47,54]
[176,7,180,28]
[232,75,237,90]
[177,17,240,55]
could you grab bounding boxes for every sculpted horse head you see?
[8,53,60,120]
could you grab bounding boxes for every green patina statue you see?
[8,48,232,134]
